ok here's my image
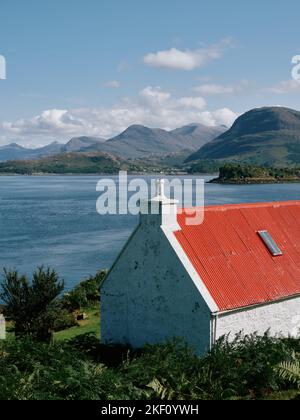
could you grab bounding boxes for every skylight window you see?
[258,231,283,257]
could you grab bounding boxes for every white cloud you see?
[139,86,171,104]
[0,86,237,147]
[143,39,233,70]
[104,80,121,88]
[193,81,249,95]
[177,97,207,110]
[198,108,238,127]
[2,109,88,135]
[266,79,300,94]
[194,83,236,95]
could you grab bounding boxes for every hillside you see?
[170,123,225,149]
[62,136,106,152]
[187,107,300,167]
[88,124,225,159]
[211,163,300,184]
[0,152,124,174]
[0,152,179,175]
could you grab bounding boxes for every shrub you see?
[53,310,78,332]
[62,288,88,312]
[196,332,297,399]
[0,267,64,342]
[62,270,107,311]
[0,338,111,400]
[0,330,299,400]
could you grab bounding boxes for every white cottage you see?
[101,183,300,355]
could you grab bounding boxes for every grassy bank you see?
[54,306,100,342]
[0,268,105,343]
[3,305,100,342]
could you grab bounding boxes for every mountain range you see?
[93,123,225,158]
[187,107,300,167]
[0,142,63,162]
[0,123,225,162]
[3,106,300,170]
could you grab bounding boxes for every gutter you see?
[215,293,300,318]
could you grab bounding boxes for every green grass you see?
[54,306,100,342]
[4,321,15,341]
[3,306,100,342]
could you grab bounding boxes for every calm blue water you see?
[0,175,299,291]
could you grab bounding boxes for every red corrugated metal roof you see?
[175,201,300,312]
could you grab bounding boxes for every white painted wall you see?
[101,216,212,355]
[216,296,300,340]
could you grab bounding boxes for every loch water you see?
[1,175,299,290]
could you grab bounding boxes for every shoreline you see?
[0,171,212,177]
[210,178,300,185]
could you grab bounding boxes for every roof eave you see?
[214,293,300,317]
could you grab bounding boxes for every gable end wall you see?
[101,221,212,355]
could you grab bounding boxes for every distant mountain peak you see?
[186,106,300,167]
[127,124,147,129]
[6,143,25,149]
[122,124,154,133]
[62,136,106,153]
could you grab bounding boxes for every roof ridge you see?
[179,200,300,213]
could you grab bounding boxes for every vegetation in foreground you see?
[0,267,106,343]
[211,163,300,184]
[1,267,299,400]
[0,333,299,400]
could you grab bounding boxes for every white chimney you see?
[140,179,181,231]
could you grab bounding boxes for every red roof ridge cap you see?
[179,200,300,213]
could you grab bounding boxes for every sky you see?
[0,0,300,147]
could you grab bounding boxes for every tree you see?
[0,267,64,342]
[62,270,107,311]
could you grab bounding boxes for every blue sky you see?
[0,0,300,146]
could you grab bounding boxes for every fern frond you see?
[275,361,300,389]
